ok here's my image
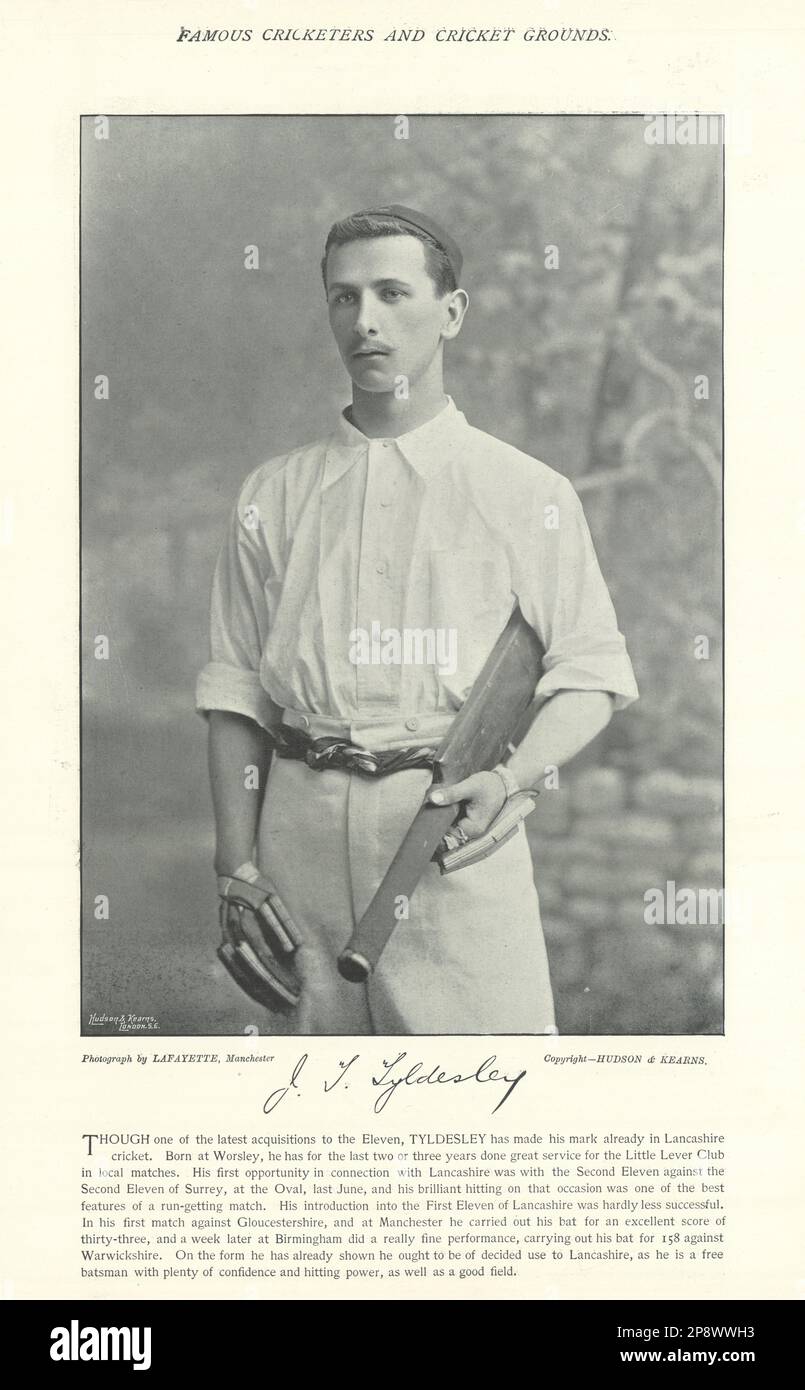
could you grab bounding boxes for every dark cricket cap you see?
[353,203,463,282]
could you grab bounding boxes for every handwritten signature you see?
[263,1051,527,1116]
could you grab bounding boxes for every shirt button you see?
[375,561,386,575]
[380,498,392,508]
[405,717,419,732]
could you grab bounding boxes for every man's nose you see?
[353,294,379,338]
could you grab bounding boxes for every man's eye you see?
[382,289,404,301]
[332,292,354,305]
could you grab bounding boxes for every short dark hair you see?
[321,212,457,296]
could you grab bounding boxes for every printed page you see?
[1,0,802,1335]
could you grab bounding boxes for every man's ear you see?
[441,288,469,341]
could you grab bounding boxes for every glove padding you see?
[434,791,537,874]
[217,869,303,1012]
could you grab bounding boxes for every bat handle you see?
[338,800,458,982]
[338,948,373,983]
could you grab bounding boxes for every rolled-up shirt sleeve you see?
[513,474,639,712]
[195,481,277,732]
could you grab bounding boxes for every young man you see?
[196,205,638,1035]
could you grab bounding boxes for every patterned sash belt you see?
[268,723,439,777]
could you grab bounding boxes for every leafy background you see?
[81,115,722,1036]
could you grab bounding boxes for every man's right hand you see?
[216,865,303,1011]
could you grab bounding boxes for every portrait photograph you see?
[80,113,723,1038]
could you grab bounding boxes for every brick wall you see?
[527,766,723,1035]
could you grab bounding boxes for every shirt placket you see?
[354,439,404,710]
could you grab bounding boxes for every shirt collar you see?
[323,396,467,489]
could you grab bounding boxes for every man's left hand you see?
[428,771,507,843]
